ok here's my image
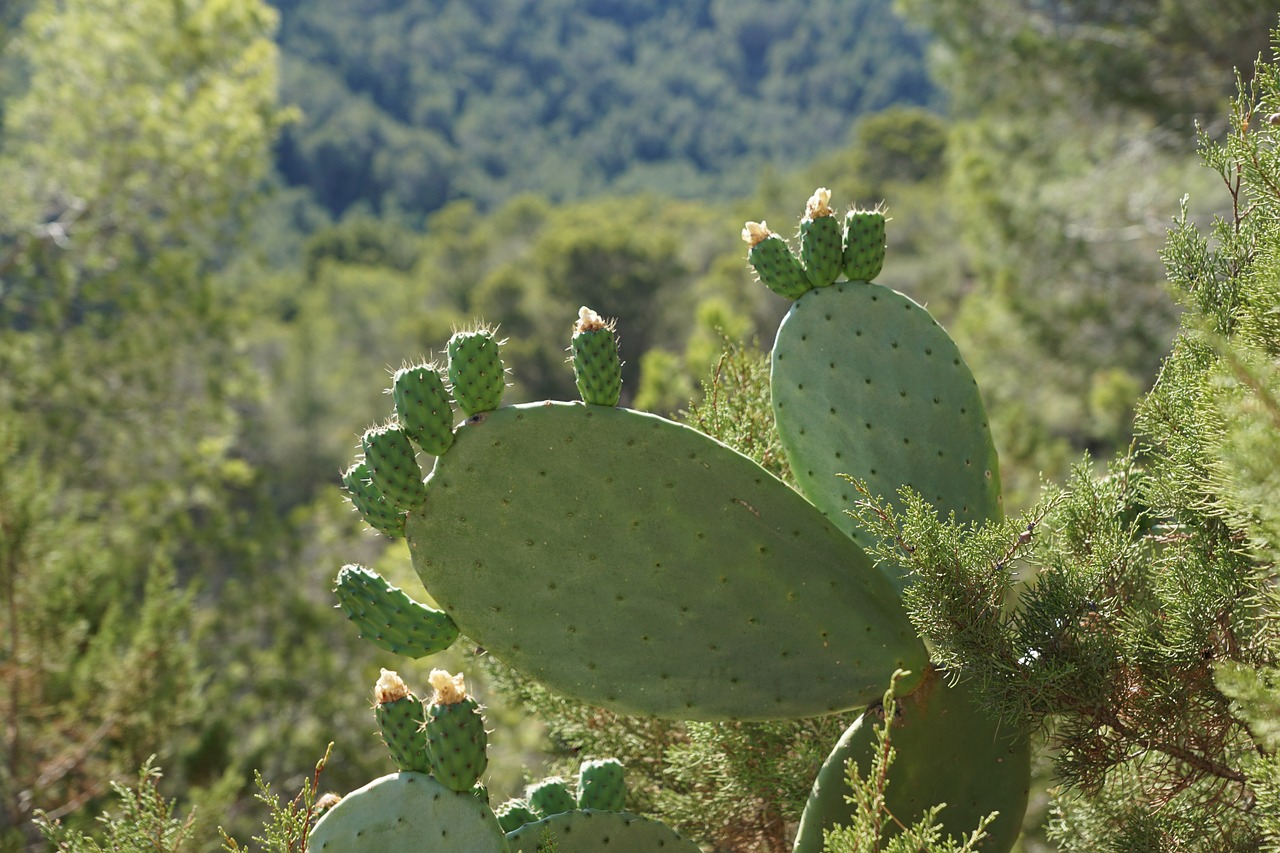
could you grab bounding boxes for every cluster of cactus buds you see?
[324,190,1029,851]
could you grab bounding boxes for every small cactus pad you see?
[506,810,703,853]
[447,327,506,416]
[743,222,812,299]
[526,777,576,819]
[792,671,1030,853]
[570,307,623,407]
[576,758,626,812]
[799,188,843,288]
[771,282,1002,591]
[496,799,541,833]
[341,461,406,538]
[405,401,926,720]
[333,564,459,659]
[307,772,509,853]
[372,669,431,774]
[360,424,428,510]
[392,363,455,456]
[424,669,488,792]
[842,209,886,282]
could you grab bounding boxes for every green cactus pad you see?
[333,564,459,659]
[447,328,506,416]
[800,189,843,288]
[361,424,428,511]
[341,461,406,538]
[506,810,703,853]
[792,670,1030,853]
[576,758,626,812]
[570,307,623,407]
[842,209,886,282]
[771,282,1002,592]
[743,223,812,300]
[526,777,576,819]
[496,799,541,833]
[424,670,488,792]
[307,772,509,853]
[405,401,926,721]
[393,364,455,456]
[372,670,431,774]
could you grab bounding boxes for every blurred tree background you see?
[0,0,1273,850]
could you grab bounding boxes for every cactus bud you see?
[842,208,886,282]
[800,188,842,288]
[392,363,455,456]
[526,776,576,818]
[341,460,406,538]
[571,306,623,407]
[447,327,506,416]
[576,758,626,812]
[373,669,431,773]
[743,221,812,299]
[424,669,488,792]
[360,423,427,510]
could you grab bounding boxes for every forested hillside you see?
[269,0,936,220]
[2,0,1278,851]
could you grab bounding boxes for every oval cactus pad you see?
[307,772,508,853]
[772,282,1002,591]
[406,402,926,721]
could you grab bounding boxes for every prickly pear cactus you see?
[330,188,1031,852]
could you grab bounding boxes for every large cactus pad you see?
[307,772,508,853]
[792,670,1030,853]
[771,281,1002,591]
[405,401,926,720]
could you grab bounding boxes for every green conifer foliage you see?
[852,41,1280,851]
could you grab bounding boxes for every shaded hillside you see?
[271,0,936,219]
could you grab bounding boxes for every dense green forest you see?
[269,0,936,220]
[1,0,1278,851]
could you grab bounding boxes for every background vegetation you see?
[0,0,1275,850]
